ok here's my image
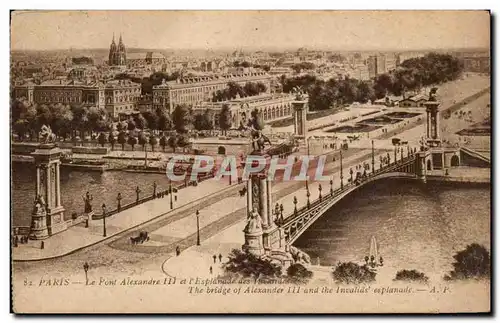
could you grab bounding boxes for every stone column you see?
[266,178,273,228]
[246,178,252,217]
[45,165,51,209]
[36,166,40,197]
[55,162,61,207]
[426,111,431,138]
[259,176,268,228]
[435,112,440,139]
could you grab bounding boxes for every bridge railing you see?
[280,153,416,229]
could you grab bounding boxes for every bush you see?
[223,249,282,279]
[444,243,490,281]
[394,269,429,283]
[287,263,313,283]
[332,262,376,284]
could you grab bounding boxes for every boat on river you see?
[366,236,384,268]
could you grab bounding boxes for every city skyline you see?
[11,10,490,52]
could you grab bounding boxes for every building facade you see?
[13,79,141,119]
[196,93,295,128]
[152,72,272,113]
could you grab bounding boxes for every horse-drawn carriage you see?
[130,231,149,245]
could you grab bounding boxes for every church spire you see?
[112,32,116,44]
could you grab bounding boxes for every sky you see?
[10,10,490,51]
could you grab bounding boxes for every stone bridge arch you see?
[284,172,417,245]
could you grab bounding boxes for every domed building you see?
[108,34,127,67]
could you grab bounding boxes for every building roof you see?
[153,72,271,89]
[408,94,427,102]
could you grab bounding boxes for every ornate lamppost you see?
[135,186,141,204]
[83,262,89,283]
[116,193,122,211]
[349,168,353,183]
[340,150,344,189]
[279,203,284,223]
[274,203,280,223]
[293,196,298,215]
[318,183,322,201]
[101,203,107,237]
[196,210,200,246]
[169,179,174,210]
[371,140,375,174]
[306,188,311,209]
[153,181,157,198]
[330,178,333,196]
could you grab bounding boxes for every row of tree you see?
[115,71,181,95]
[211,81,268,102]
[11,96,236,141]
[280,53,464,111]
[98,130,190,153]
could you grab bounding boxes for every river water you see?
[293,178,490,281]
[11,163,171,227]
[12,165,490,281]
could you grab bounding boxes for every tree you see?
[286,263,313,284]
[218,104,232,135]
[356,80,376,103]
[256,82,267,93]
[143,111,159,132]
[134,113,147,130]
[171,104,192,134]
[87,106,107,133]
[128,135,138,150]
[159,135,168,152]
[157,112,173,132]
[176,134,191,152]
[332,262,376,284]
[193,110,213,131]
[444,243,490,281]
[127,119,136,131]
[394,269,429,283]
[97,132,107,147]
[168,135,178,153]
[149,136,158,152]
[227,82,245,99]
[243,82,260,97]
[223,249,282,279]
[118,131,127,150]
[13,119,29,140]
[138,132,148,150]
[108,131,116,150]
[249,109,264,130]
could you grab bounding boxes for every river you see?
[293,178,490,281]
[11,163,172,227]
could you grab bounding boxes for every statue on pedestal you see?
[292,86,306,101]
[83,192,93,213]
[33,194,46,214]
[244,209,262,234]
[39,124,56,144]
[244,109,271,152]
[428,87,438,102]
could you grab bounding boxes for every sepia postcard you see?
[10,10,491,314]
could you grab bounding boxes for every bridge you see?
[280,152,417,245]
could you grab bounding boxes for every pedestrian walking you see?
[209,266,213,275]
[213,254,217,263]
[176,246,181,256]
[40,241,44,250]
[218,254,222,263]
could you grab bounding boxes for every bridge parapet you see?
[279,155,417,245]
